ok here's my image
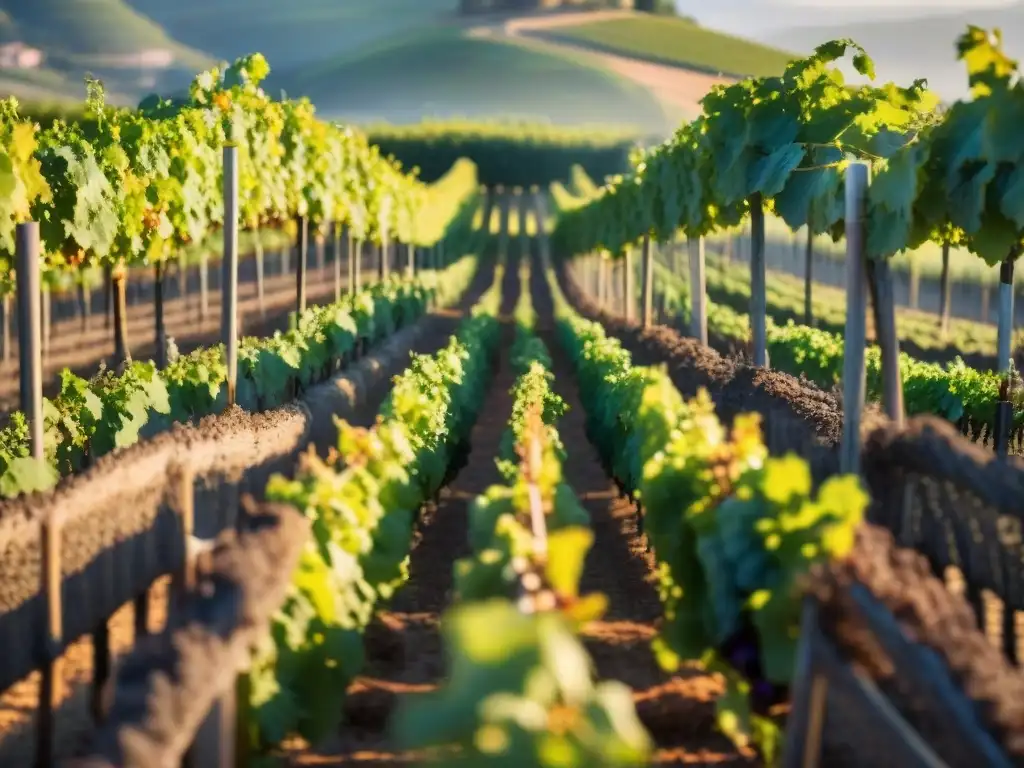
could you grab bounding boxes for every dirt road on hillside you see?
[466,10,734,119]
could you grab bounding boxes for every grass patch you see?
[287,29,669,131]
[543,14,796,79]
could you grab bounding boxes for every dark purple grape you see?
[752,680,775,700]
[720,622,765,680]
[750,679,789,713]
[727,640,759,672]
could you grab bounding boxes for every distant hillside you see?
[0,0,211,103]
[533,13,796,78]
[768,3,1024,99]
[0,0,790,127]
[283,27,670,131]
[0,68,95,104]
[126,0,458,73]
[0,0,207,64]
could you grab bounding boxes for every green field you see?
[0,0,210,103]
[538,14,796,79]
[127,0,457,74]
[0,0,208,65]
[287,29,669,131]
[0,2,796,128]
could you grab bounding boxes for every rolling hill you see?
[0,0,207,63]
[0,0,211,104]
[0,0,801,128]
[125,0,458,74]
[281,27,670,131]
[0,68,94,103]
[525,12,796,78]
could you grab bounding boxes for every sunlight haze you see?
[676,0,1024,98]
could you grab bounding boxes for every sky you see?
[774,0,1009,6]
[675,0,1020,34]
[673,0,1023,98]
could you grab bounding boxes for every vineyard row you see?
[48,196,1020,767]
[551,29,1024,461]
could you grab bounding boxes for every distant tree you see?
[635,0,679,14]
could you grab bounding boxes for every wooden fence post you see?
[689,235,707,345]
[749,193,768,366]
[349,235,359,296]
[938,241,951,339]
[199,253,209,321]
[840,163,870,475]
[379,239,389,282]
[804,225,814,326]
[997,259,1015,373]
[17,223,63,768]
[641,234,654,329]
[333,222,343,303]
[222,145,240,407]
[867,256,904,425]
[255,233,266,319]
[296,215,308,314]
[16,222,43,459]
[623,247,635,323]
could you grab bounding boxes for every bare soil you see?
[557,263,902,488]
[289,247,753,765]
[532,263,754,765]
[0,267,493,768]
[288,255,520,767]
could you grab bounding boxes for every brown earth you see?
[0,192,844,765]
[561,264,840,433]
[287,236,752,765]
[0,257,496,768]
[531,258,754,765]
[287,247,522,767]
[555,259,900,485]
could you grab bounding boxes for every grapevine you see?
[392,260,653,766]
[549,27,1024,428]
[0,258,477,497]
[543,247,866,761]
[1,51,470,298]
[647,256,1024,434]
[248,259,506,755]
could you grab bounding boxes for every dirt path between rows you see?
[291,245,754,765]
[0,266,496,768]
[290,260,520,767]
[530,251,753,765]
